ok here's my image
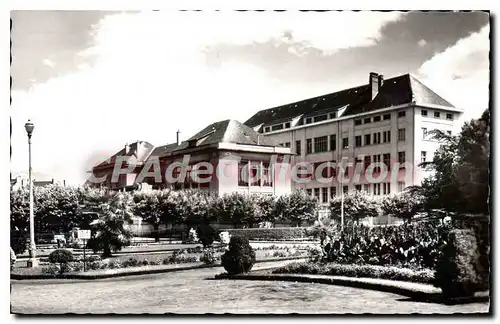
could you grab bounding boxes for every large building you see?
[244,72,464,206]
[89,119,293,196]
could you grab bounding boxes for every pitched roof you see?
[244,73,455,127]
[93,141,155,169]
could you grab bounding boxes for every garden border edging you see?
[215,273,490,305]
[10,256,306,280]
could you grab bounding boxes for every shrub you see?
[197,223,217,247]
[86,261,101,270]
[187,228,199,243]
[226,227,311,241]
[108,260,123,269]
[221,236,256,275]
[434,229,484,297]
[122,258,139,267]
[41,264,61,275]
[200,248,217,265]
[272,262,435,284]
[48,249,74,273]
[166,251,199,264]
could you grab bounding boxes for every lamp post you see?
[25,120,38,267]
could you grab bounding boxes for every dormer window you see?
[188,139,197,148]
[314,115,327,122]
[329,112,337,119]
[285,122,291,129]
[264,127,270,133]
[305,117,312,124]
[271,124,284,131]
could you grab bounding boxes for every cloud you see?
[10,11,405,185]
[417,24,489,123]
[418,39,427,47]
[42,58,55,67]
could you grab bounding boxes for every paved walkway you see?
[11,261,489,314]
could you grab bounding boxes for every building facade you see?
[244,72,464,207]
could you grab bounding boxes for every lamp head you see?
[24,120,34,137]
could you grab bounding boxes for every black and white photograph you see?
[9,8,491,315]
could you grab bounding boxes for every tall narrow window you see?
[398,128,406,142]
[343,186,349,194]
[398,110,406,118]
[363,184,371,194]
[306,139,313,154]
[330,186,337,198]
[296,140,301,156]
[355,135,362,147]
[383,183,391,195]
[383,153,391,171]
[238,160,249,187]
[262,162,272,187]
[398,151,406,164]
[421,109,428,116]
[383,130,391,143]
[373,132,381,144]
[321,188,328,204]
[364,134,371,146]
[422,127,428,139]
[397,181,405,192]
[421,151,427,163]
[342,137,349,149]
[249,162,260,186]
[329,134,336,151]
[373,183,381,195]
[314,188,320,200]
[306,189,312,196]
[364,155,371,170]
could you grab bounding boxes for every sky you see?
[10,10,490,185]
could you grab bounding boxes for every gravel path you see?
[11,261,489,314]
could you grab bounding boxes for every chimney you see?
[378,74,384,88]
[124,143,130,154]
[369,72,379,100]
[176,130,181,146]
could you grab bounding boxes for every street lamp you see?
[24,119,38,267]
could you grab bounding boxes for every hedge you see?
[272,262,435,284]
[226,227,311,241]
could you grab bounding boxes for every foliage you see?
[48,249,74,274]
[197,223,217,247]
[251,194,277,224]
[166,250,199,264]
[35,184,81,234]
[307,223,334,245]
[381,191,425,221]
[132,189,173,242]
[84,190,133,258]
[214,192,256,228]
[226,227,311,241]
[10,247,16,270]
[221,236,256,275]
[320,221,452,269]
[420,109,490,215]
[187,228,199,243]
[275,190,318,227]
[272,262,435,284]
[219,231,230,245]
[200,248,218,265]
[329,191,381,224]
[434,229,485,297]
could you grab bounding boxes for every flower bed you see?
[271,262,435,284]
[226,227,312,241]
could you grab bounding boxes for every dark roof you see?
[94,141,155,169]
[244,73,455,127]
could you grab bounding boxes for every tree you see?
[275,190,318,227]
[214,192,255,228]
[35,184,80,234]
[329,190,380,224]
[85,190,133,258]
[381,190,424,222]
[10,187,30,254]
[132,189,172,242]
[251,194,277,225]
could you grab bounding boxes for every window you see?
[329,112,337,119]
[364,117,371,124]
[434,111,441,118]
[342,138,349,149]
[343,186,349,194]
[364,134,371,146]
[364,155,371,170]
[421,151,427,163]
[314,136,328,153]
[397,182,406,192]
[284,142,291,148]
[354,119,362,126]
[422,127,428,139]
[383,114,391,120]
[330,187,337,198]
[374,116,381,122]
[383,130,391,143]
[306,189,312,196]
[363,184,371,194]
[373,183,381,195]
[306,139,313,154]
[305,117,312,124]
[421,109,428,116]
[398,110,406,118]
[373,132,381,144]
[398,151,406,164]
[262,162,272,186]
[271,124,284,131]
[373,154,381,173]
[296,140,301,155]
[398,128,406,142]
[314,188,320,200]
[238,160,249,186]
[329,134,336,151]
[355,135,362,147]
[355,184,362,191]
[383,153,391,171]
[446,130,452,136]
[321,188,328,203]
[383,183,391,195]
[446,113,453,120]
[249,162,260,186]
[314,115,327,122]
[264,127,270,133]
[285,122,291,128]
